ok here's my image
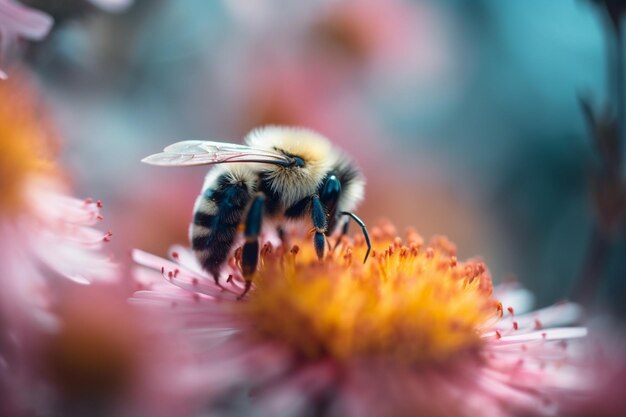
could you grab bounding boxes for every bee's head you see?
[245,126,337,205]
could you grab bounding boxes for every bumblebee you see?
[142,126,370,296]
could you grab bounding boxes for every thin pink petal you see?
[498,327,587,344]
[132,248,183,272]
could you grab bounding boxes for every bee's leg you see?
[240,193,265,299]
[311,195,328,260]
[339,211,371,263]
[319,174,343,254]
[319,174,341,231]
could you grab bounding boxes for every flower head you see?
[0,75,58,214]
[0,77,117,323]
[42,290,141,405]
[0,285,195,417]
[0,76,124,417]
[36,287,192,417]
[133,221,587,417]
[239,229,500,365]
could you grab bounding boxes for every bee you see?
[142,126,370,296]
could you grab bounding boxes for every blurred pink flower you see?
[221,0,449,85]
[0,0,133,79]
[0,1,52,79]
[2,286,195,417]
[558,324,626,417]
[132,225,587,417]
[0,76,116,325]
[304,0,450,83]
[0,75,126,417]
[204,0,453,152]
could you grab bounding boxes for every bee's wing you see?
[141,140,292,167]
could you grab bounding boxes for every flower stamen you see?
[236,228,502,364]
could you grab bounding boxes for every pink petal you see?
[498,327,587,344]
[168,244,205,275]
[133,249,184,272]
[253,361,337,416]
[495,284,536,315]
[475,370,556,415]
[0,0,52,40]
[166,269,239,299]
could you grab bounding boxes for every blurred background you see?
[18,0,625,312]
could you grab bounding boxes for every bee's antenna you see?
[340,211,371,263]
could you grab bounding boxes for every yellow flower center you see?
[237,223,503,364]
[0,78,58,214]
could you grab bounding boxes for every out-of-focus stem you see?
[616,23,624,167]
[574,9,624,304]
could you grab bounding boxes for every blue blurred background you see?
[23,0,625,311]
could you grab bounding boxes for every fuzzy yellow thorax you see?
[237,223,503,364]
[0,79,58,214]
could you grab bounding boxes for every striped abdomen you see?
[190,172,252,279]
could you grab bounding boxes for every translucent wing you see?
[141,140,292,167]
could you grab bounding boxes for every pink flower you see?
[0,75,125,417]
[0,0,135,79]
[2,286,196,417]
[0,0,52,79]
[132,224,587,417]
[221,0,449,82]
[558,324,626,417]
[0,77,116,325]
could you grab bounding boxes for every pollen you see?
[237,222,503,364]
[0,78,58,214]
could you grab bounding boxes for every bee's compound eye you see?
[293,157,305,167]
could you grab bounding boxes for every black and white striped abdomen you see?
[189,166,257,277]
